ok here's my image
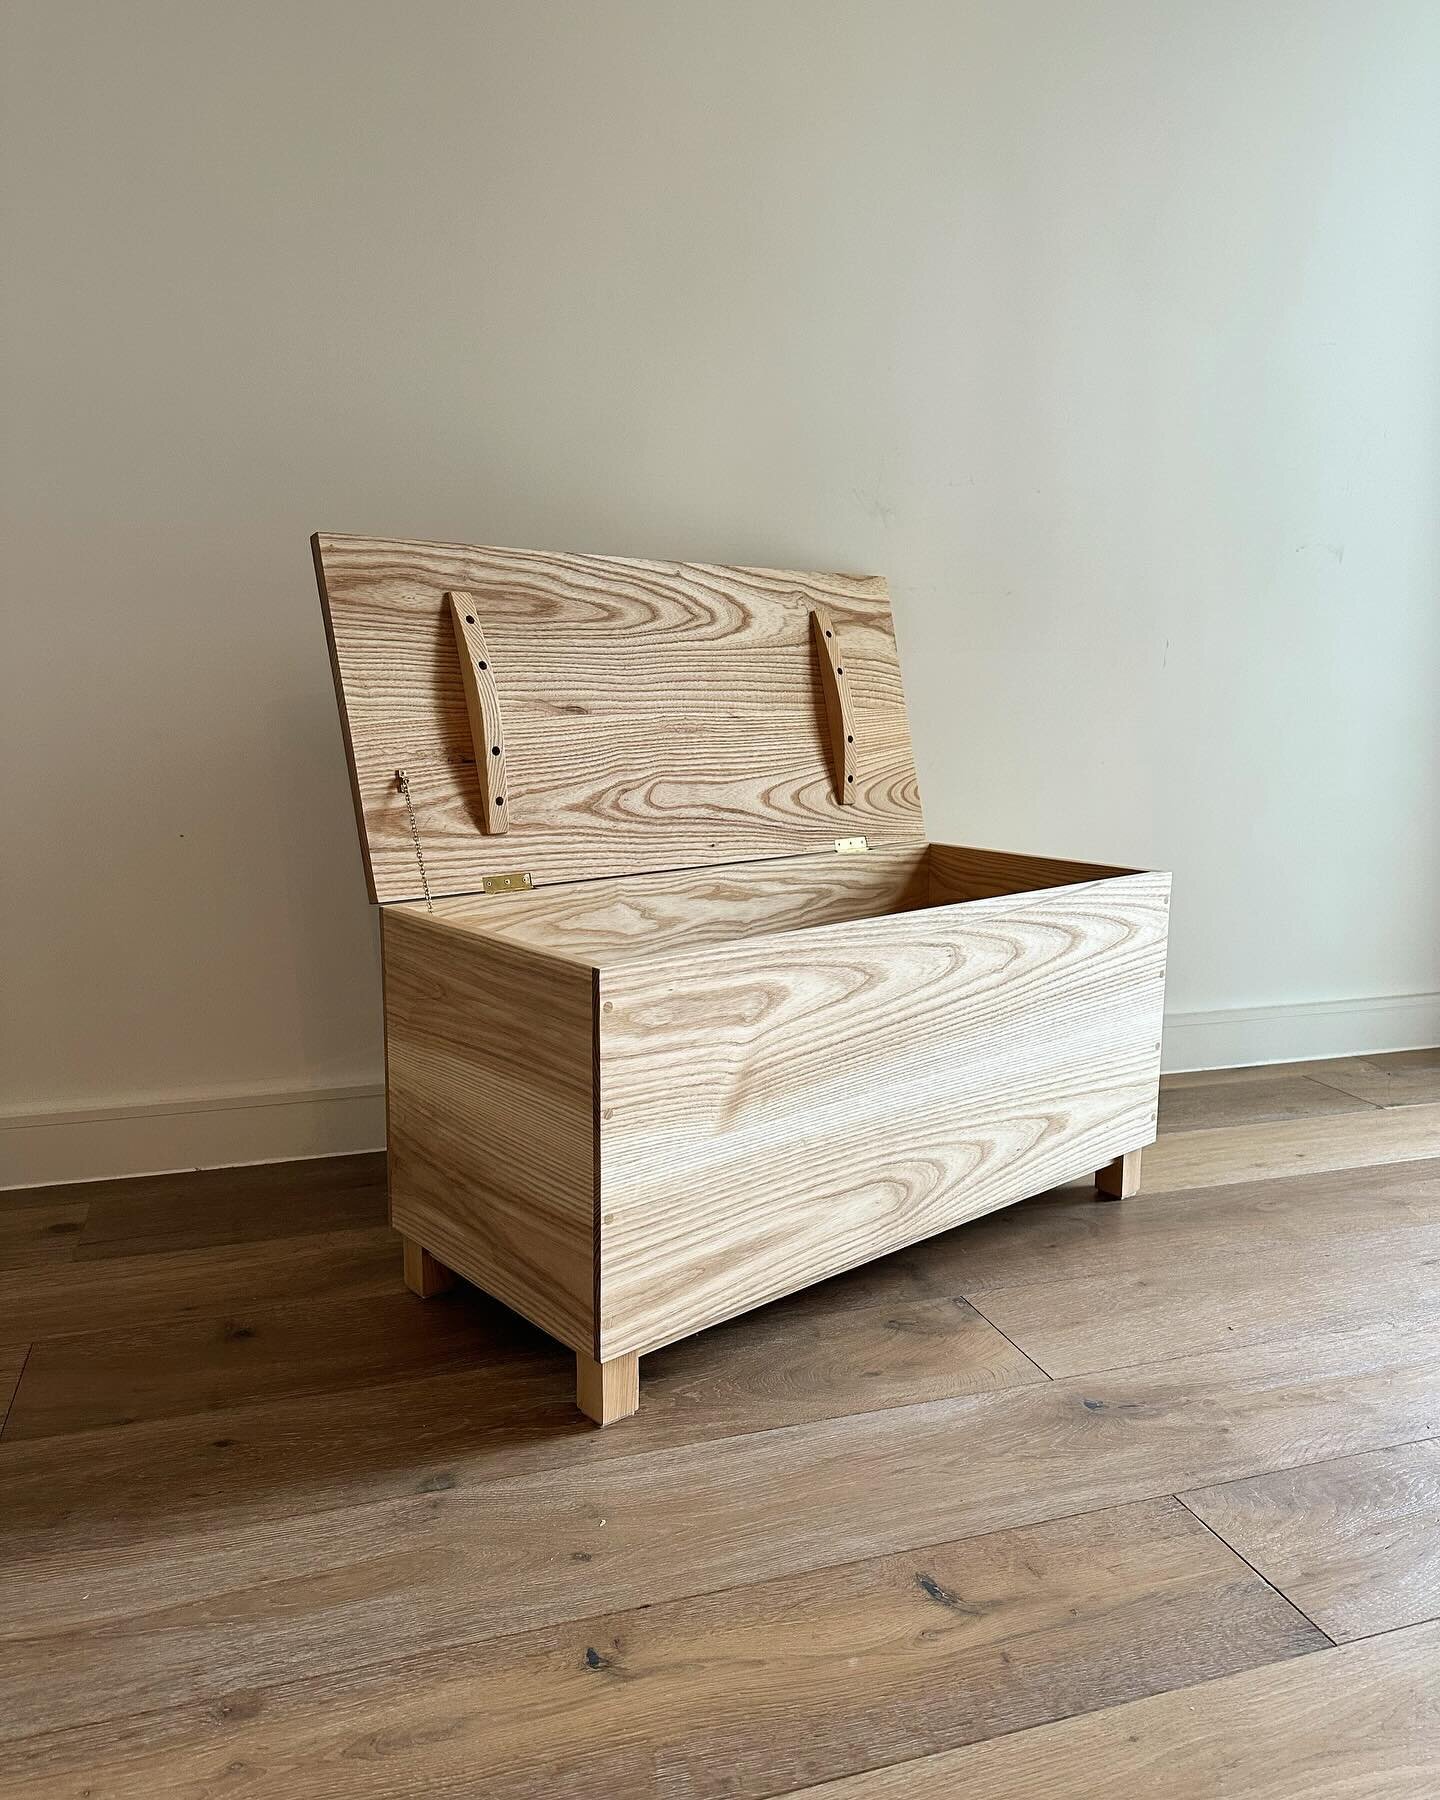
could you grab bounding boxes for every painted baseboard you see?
[4,993,1438,1188]
[0,1080,385,1190]
[1161,990,1440,1073]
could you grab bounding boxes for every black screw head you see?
[478,659,488,670]
[496,795,505,806]
[465,614,475,624]
[491,744,501,756]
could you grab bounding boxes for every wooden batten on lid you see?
[313,534,925,904]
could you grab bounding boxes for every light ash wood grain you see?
[1096,1148,1143,1198]
[926,841,1135,903]
[411,841,1138,970]
[810,605,856,804]
[1183,1440,1440,1642]
[445,592,509,836]
[412,844,934,968]
[314,535,924,902]
[383,908,597,1356]
[575,1350,639,1425]
[778,1619,1440,1800]
[0,1499,1322,1800]
[597,870,1168,1358]
[401,1238,456,1299]
[0,1322,1433,1744]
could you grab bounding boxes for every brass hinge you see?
[480,871,533,894]
[834,836,869,854]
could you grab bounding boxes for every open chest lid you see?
[313,533,926,904]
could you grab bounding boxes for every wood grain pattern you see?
[926,841,1136,904]
[383,907,597,1355]
[967,1228,1440,1377]
[0,1292,1038,1555]
[1301,1049,1440,1109]
[0,1287,530,1443]
[1183,1440,1440,1641]
[1096,1147,1142,1198]
[576,1350,639,1425]
[0,1201,86,1269]
[1158,1069,1378,1133]
[1141,1102,1440,1192]
[0,1499,1323,1800]
[0,1226,398,1353]
[0,1321,1432,1744]
[933,1152,1440,1298]
[811,605,857,804]
[0,1348,25,1433]
[446,591,510,835]
[402,1238,457,1298]
[597,871,1168,1358]
[414,841,1142,971]
[415,844,934,968]
[70,1153,386,1260]
[778,1619,1440,1800]
[314,535,925,902]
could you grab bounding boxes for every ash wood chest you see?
[315,533,1168,1423]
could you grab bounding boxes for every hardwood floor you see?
[1,1051,1437,1797]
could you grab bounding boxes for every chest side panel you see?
[383,910,597,1355]
[315,535,924,903]
[596,872,1169,1360]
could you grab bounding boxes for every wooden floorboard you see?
[73,1152,387,1260]
[0,1199,87,1270]
[1,1055,1437,1795]
[0,1286,549,1442]
[1182,1439,1440,1643]
[0,1291,1039,1544]
[773,1618,1440,1799]
[0,1224,399,1352]
[1298,1048,1440,1109]
[966,1233,1440,1376]
[1141,1100,1440,1192]
[3,1498,1323,1800]
[0,1347,27,1433]
[933,1154,1440,1301]
[1,1320,1433,1743]
[1157,1070,1378,1134]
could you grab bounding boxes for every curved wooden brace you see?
[810,606,856,806]
[446,590,510,835]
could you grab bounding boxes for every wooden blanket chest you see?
[314,534,1168,1423]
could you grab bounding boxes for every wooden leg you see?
[402,1237,457,1297]
[576,1350,640,1426]
[1096,1148,1143,1200]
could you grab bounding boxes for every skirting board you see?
[1161,990,1440,1074]
[0,1082,386,1190]
[3,993,1438,1189]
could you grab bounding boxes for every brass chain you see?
[394,769,434,912]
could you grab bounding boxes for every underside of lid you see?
[314,533,925,904]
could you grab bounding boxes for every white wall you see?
[4,0,1439,1183]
